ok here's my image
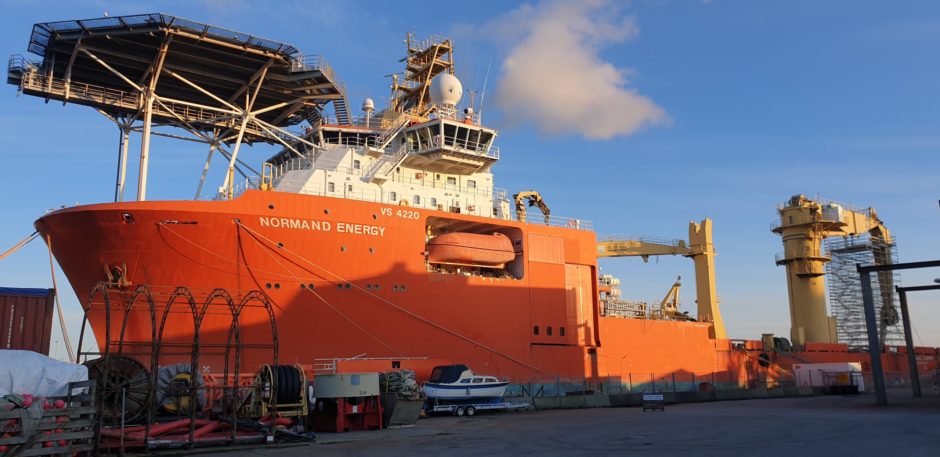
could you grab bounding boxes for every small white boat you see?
[423,364,509,400]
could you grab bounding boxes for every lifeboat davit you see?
[427,232,515,268]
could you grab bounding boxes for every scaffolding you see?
[825,235,903,349]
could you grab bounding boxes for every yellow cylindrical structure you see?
[773,196,837,347]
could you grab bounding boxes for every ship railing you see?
[769,213,843,231]
[289,54,345,94]
[14,70,250,129]
[7,54,38,73]
[320,114,387,129]
[409,135,499,160]
[520,213,594,231]
[599,234,684,248]
[310,356,430,375]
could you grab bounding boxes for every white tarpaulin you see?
[0,350,88,397]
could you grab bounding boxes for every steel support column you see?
[859,268,887,405]
[114,125,130,202]
[897,288,921,397]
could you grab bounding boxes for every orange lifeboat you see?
[427,232,515,268]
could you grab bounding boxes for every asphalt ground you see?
[195,390,940,457]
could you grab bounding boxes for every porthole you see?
[268,204,275,210]
[308,283,315,289]
[340,246,346,252]
[368,247,375,254]
[324,209,331,215]
[265,283,271,289]
[274,283,280,289]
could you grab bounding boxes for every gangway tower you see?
[6,13,349,201]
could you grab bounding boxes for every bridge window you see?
[353,160,361,170]
[430,197,438,208]
[389,191,397,202]
[467,179,476,189]
[327,182,335,192]
[446,177,457,186]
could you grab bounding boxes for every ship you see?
[8,13,937,391]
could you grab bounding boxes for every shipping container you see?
[0,287,55,354]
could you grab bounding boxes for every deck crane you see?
[657,276,694,321]
[597,219,727,339]
[772,194,894,349]
[513,191,550,224]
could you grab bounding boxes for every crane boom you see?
[597,218,726,339]
[513,191,550,224]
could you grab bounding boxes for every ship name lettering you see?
[258,217,384,236]
[337,222,386,236]
[259,216,332,232]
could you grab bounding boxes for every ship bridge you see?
[7,13,349,200]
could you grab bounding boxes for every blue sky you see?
[1,0,939,357]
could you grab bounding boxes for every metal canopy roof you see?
[10,13,349,142]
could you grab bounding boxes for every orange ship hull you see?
[35,190,937,385]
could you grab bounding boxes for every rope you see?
[238,224,403,357]
[0,231,38,261]
[44,234,75,363]
[156,221,401,356]
[234,220,549,375]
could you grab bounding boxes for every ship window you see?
[486,378,497,383]
[547,326,553,336]
[472,378,483,384]
[430,197,437,208]
[353,159,361,170]
[560,327,566,336]
[467,179,476,189]
[533,325,539,335]
[327,182,335,192]
[389,191,398,201]
[347,184,353,192]
[460,379,471,384]
[414,195,421,205]
[446,176,457,186]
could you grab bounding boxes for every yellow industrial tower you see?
[772,195,890,348]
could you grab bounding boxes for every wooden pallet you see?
[0,380,96,456]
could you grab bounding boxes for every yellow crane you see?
[771,194,892,348]
[513,191,551,224]
[597,218,727,339]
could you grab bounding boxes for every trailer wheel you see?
[455,406,465,416]
[466,406,476,416]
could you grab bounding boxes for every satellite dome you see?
[361,98,375,112]
[429,73,462,106]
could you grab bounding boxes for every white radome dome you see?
[361,98,375,112]
[429,73,462,106]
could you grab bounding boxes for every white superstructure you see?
[266,73,508,219]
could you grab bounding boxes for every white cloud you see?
[491,0,669,140]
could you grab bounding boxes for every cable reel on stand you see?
[254,364,308,418]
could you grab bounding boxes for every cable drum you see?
[260,364,303,405]
[154,363,206,414]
